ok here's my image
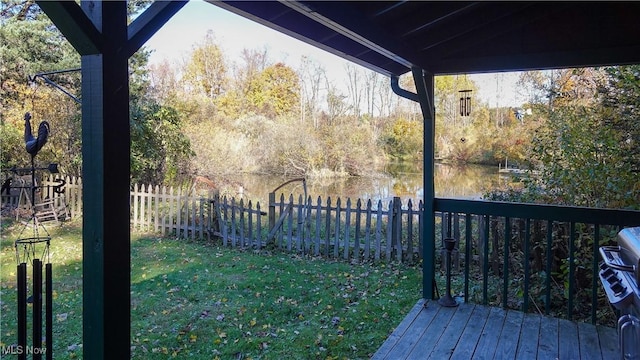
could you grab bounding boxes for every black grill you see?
[599,227,640,359]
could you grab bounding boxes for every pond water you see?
[210,162,517,206]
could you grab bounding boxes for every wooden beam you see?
[35,0,102,55]
[283,1,415,68]
[126,0,188,57]
[79,1,130,359]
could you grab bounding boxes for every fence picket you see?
[314,196,322,256]
[365,199,372,260]
[325,197,331,257]
[407,199,414,262]
[147,184,153,231]
[256,201,262,248]
[386,200,393,261]
[247,200,253,247]
[286,194,294,251]
[154,185,160,232]
[344,198,351,259]
[297,195,303,251]
[305,196,312,254]
[354,199,362,261]
[231,198,237,247]
[375,200,382,261]
[220,196,227,245]
[133,183,139,229]
[334,198,341,259]
[278,194,285,249]
[191,198,196,240]
[240,199,246,247]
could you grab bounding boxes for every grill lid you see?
[600,227,640,285]
[618,227,640,270]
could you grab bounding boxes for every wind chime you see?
[459,89,472,117]
[13,112,54,360]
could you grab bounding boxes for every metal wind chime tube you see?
[46,262,53,360]
[17,262,27,360]
[33,258,43,360]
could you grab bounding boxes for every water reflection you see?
[211,162,515,206]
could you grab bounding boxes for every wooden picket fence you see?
[130,184,214,240]
[2,175,425,263]
[0,174,83,220]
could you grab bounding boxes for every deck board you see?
[515,313,540,359]
[578,321,603,360]
[449,305,490,360]
[494,309,524,359]
[597,324,619,359]
[404,302,456,359]
[472,306,506,360]
[426,302,474,359]
[372,300,619,360]
[559,318,581,360]
[537,315,559,359]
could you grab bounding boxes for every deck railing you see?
[432,198,640,326]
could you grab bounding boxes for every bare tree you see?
[149,59,180,102]
[345,63,363,118]
[234,46,269,96]
[298,56,326,127]
[364,70,383,117]
[325,82,349,125]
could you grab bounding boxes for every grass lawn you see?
[0,219,422,359]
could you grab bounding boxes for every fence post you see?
[268,192,275,233]
[392,197,402,260]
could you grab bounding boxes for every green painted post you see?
[36,2,188,358]
[80,3,130,358]
[412,67,435,300]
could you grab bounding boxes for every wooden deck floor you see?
[372,299,619,360]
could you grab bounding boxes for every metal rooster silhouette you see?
[23,112,49,157]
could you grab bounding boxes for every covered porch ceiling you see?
[210,1,640,76]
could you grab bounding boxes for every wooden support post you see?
[80,2,130,358]
[413,67,436,300]
[36,1,187,358]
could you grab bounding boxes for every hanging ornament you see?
[459,89,472,117]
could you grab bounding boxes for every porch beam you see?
[35,0,102,55]
[412,67,436,300]
[126,0,188,58]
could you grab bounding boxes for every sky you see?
[144,0,524,108]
